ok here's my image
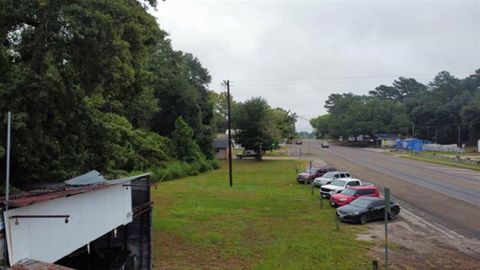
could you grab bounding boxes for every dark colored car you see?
[296,166,336,184]
[336,197,400,224]
[321,142,330,148]
[330,186,380,207]
[295,140,303,145]
[236,150,257,159]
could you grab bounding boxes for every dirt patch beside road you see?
[357,203,480,269]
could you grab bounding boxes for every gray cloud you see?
[153,0,480,131]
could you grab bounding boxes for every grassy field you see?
[263,146,289,157]
[151,160,372,269]
[401,154,480,172]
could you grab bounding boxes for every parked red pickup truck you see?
[330,186,380,207]
[296,166,336,184]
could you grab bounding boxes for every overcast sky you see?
[152,0,480,131]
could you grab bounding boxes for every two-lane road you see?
[288,141,480,240]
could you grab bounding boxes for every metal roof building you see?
[1,171,153,270]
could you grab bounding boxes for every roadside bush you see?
[150,158,219,182]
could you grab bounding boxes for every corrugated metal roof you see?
[64,170,106,186]
[2,173,150,208]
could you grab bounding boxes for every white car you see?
[313,171,351,187]
[320,178,365,198]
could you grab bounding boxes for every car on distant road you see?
[295,140,303,145]
[296,166,336,184]
[236,150,258,159]
[321,142,330,148]
[313,171,351,187]
[320,178,371,198]
[336,197,400,224]
[330,186,380,207]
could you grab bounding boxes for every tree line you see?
[0,0,298,186]
[0,0,222,186]
[310,70,480,146]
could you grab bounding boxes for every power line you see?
[230,71,473,85]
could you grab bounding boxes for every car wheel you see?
[359,215,367,225]
[388,211,398,220]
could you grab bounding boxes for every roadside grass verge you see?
[401,154,480,172]
[152,160,372,269]
[420,150,480,156]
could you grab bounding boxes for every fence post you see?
[336,215,340,231]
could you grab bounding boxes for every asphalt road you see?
[288,140,480,241]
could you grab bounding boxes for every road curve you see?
[288,141,480,241]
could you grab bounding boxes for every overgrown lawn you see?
[152,160,372,269]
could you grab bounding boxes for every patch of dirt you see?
[356,204,480,270]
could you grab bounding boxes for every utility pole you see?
[411,122,415,138]
[434,129,438,144]
[5,112,11,211]
[457,126,462,148]
[426,126,430,141]
[224,80,233,187]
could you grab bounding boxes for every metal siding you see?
[4,183,133,265]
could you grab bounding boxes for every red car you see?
[330,186,380,207]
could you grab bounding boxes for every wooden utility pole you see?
[224,80,233,187]
[457,126,462,148]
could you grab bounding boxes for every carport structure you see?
[1,171,153,270]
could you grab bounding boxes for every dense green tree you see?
[234,97,281,159]
[271,108,297,142]
[210,91,234,133]
[0,0,218,186]
[393,77,428,101]
[148,46,216,159]
[369,85,399,101]
[314,94,410,139]
[310,114,331,139]
[171,117,203,162]
[462,88,480,143]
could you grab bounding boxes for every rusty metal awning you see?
[2,173,150,208]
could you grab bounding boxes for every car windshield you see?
[350,198,372,208]
[331,179,346,187]
[322,172,335,178]
[304,168,317,174]
[341,188,357,195]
